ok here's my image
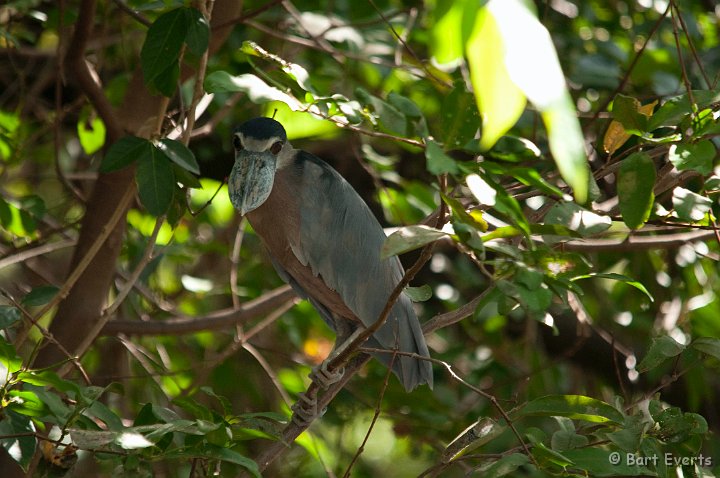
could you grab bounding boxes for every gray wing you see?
[288,151,433,391]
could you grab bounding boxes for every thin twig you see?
[58,216,165,377]
[0,239,76,271]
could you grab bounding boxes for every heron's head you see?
[229,117,289,215]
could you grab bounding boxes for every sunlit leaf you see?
[618,152,655,229]
[204,72,302,110]
[431,0,470,67]
[241,41,315,93]
[516,395,624,424]
[571,272,653,302]
[545,202,611,236]
[648,90,720,130]
[466,173,496,206]
[668,140,715,175]
[466,6,525,151]
[117,432,154,450]
[672,187,712,222]
[469,0,588,202]
[542,97,590,204]
[77,116,106,155]
[381,225,449,259]
[610,94,649,134]
[603,98,657,154]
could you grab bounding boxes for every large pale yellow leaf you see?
[466,8,526,151]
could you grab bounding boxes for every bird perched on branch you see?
[228,117,433,397]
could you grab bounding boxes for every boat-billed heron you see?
[228,117,433,394]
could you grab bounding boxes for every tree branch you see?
[100,286,297,335]
[558,229,716,252]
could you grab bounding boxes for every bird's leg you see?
[291,329,365,426]
[311,328,364,389]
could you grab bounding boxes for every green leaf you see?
[184,8,209,56]
[425,139,459,175]
[0,411,36,472]
[196,445,261,477]
[117,431,154,450]
[561,448,653,477]
[431,0,469,66]
[691,337,720,361]
[0,197,12,227]
[545,202,611,236]
[606,415,647,452]
[140,8,188,96]
[136,146,175,216]
[0,305,21,328]
[441,193,488,232]
[475,175,530,235]
[648,90,720,130]
[77,116,106,155]
[0,335,22,376]
[387,92,422,118]
[480,453,530,478]
[152,61,181,98]
[22,285,59,306]
[7,390,47,417]
[404,285,432,302]
[241,41,315,93]
[204,72,301,110]
[158,138,200,174]
[466,7,525,151]
[618,152,655,229]
[515,394,624,424]
[669,141,715,175]
[611,95,649,134]
[381,225,448,259]
[440,84,480,148]
[542,95,590,204]
[672,187,712,222]
[637,336,685,373]
[100,136,152,173]
[571,272,653,302]
[356,88,407,136]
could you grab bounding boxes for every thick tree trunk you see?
[33,0,243,366]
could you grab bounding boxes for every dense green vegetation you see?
[1,0,719,476]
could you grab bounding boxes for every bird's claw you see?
[310,361,344,389]
[291,392,326,427]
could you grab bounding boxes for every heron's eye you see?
[233,135,243,151]
[270,141,283,155]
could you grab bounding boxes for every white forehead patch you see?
[236,132,284,152]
